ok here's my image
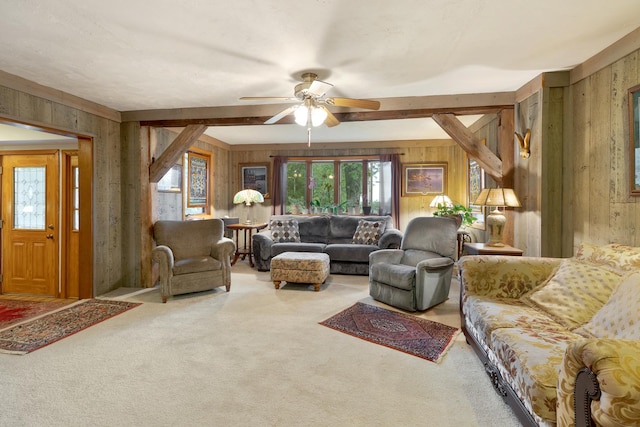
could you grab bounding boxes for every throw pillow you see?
[270,219,300,243]
[520,259,622,330]
[352,219,385,245]
[574,271,640,339]
[575,242,640,275]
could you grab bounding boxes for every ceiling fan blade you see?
[308,79,333,97]
[264,105,298,124]
[240,96,298,102]
[320,106,340,127]
[328,97,380,110]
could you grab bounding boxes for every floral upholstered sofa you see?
[252,215,402,274]
[458,243,640,427]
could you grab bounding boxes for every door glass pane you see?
[14,166,46,230]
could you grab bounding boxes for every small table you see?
[463,242,523,256]
[226,222,267,267]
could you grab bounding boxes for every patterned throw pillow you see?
[574,271,640,339]
[352,220,385,245]
[575,242,640,275]
[520,259,622,330]
[270,219,300,243]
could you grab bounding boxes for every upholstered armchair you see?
[368,216,458,311]
[152,219,236,303]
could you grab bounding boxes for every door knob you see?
[46,234,54,239]
[48,224,54,229]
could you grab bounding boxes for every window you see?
[284,157,387,214]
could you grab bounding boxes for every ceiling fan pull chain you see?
[307,127,311,147]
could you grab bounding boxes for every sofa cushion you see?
[324,243,378,262]
[369,262,415,290]
[270,219,300,243]
[173,256,222,275]
[575,242,640,275]
[574,271,640,339]
[352,219,386,245]
[520,259,622,329]
[463,296,569,344]
[271,242,326,257]
[490,326,584,425]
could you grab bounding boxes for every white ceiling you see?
[1,0,639,145]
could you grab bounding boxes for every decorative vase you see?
[362,206,371,215]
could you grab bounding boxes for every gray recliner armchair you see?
[368,216,458,311]
[152,219,236,303]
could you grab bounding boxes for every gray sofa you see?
[252,215,403,275]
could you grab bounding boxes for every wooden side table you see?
[226,222,267,267]
[463,242,523,256]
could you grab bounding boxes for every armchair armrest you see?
[417,257,454,271]
[369,249,404,265]
[379,229,403,249]
[210,237,236,260]
[557,338,640,427]
[458,255,561,300]
[152,245,174,298]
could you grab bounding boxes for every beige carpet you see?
[0,262,520,426]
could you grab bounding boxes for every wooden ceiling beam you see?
[432,113,503,181]
[149,124,207,183]
[139,105,511,127]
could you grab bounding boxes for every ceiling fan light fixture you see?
[311,106,327,127]
[294,105,309,126]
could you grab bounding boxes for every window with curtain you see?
[281,157,392,214]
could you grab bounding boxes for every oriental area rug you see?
[320,302,459,363]
[0,298,76,330]
[0,299,141,355]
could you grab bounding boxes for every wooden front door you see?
[1,153,59,296]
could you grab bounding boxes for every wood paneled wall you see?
[229,140,468,231]
[0,81,125,296]
[571,48,640,248]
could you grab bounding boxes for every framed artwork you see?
[157,164,182,193]
[188,152,209,207]
[402,163,447,196]
[468,154,486,230]
[629,84,640,196]
[240,163,269,198]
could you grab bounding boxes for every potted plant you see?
[432,203,475,228]
[362,196,371,215]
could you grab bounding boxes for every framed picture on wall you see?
[240,163,269,198]
[468,155,486,229]
[402,163,447,196]
[188,152,209,207]
[629,84,640,195]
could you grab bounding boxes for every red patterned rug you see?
[0,299,75,330]
[320,302,459,363]
[0,299,141,354]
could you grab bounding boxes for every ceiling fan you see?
[240,72,380,138]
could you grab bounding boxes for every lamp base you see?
[486,208,506,247]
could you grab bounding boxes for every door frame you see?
[0,119,93,299]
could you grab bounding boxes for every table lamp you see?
[429,194,454,209]
[233,189,264,224]
[473,188,521,247]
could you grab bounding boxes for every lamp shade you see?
[473,188,521,208]
[233,189,264,206]
[429,194,454,208]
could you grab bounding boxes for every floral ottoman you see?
[271,252,330,292]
